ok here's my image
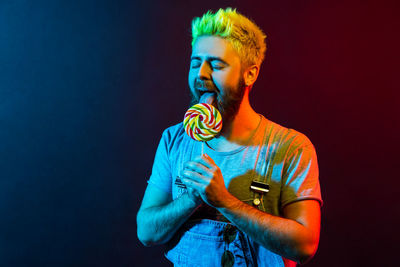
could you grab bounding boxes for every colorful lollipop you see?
[183,103,222,142]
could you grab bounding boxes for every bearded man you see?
[137,8,322,267]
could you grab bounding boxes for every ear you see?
[243,65,259,87]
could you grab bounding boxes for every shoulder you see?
[160,122,190,152]
[287,128,314,149]
[263,116,316,155]
[161,122,186,142]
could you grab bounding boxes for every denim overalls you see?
[165,219,284,267]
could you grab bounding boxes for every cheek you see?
[188,72,200,100]
[188,71,196,88]
[214,72,239,90]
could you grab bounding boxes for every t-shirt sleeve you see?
[281,138,322,208]
[147,129,173,194]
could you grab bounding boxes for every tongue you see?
[199,92,216,105]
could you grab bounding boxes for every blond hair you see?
[191,8,267,67]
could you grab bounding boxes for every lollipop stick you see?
[201,141,204,156]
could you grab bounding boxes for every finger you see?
[193,154,215,170]
[182,177,205,192]
[181,169,208,184]
[203,153,216,165]
[193,155,215,169]
[184,161,210,175]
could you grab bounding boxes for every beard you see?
[189,77,246,128]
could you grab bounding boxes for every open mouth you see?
[197,86,218,96]
[199,91,217,105]
[194,79,217,95]
[198,89,213,96]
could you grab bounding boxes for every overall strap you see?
[252,119,273,212]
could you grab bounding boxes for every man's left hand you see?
[181,154,230,207]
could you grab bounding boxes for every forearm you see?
[218,195,317,264]
[137,192,199,246]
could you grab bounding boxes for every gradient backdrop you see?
[1,0,399,266]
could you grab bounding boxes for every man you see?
[137,8,322,267]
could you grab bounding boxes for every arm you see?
[136,183,201,247]
[181,154,321,264]
[219,196,320,264]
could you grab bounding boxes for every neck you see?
[212,90,260,146]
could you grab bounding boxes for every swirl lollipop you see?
[184,103,222,147]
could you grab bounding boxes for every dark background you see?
[1,0,399,266]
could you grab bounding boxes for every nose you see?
[198,61,211,80]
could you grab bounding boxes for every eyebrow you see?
[190,56,229,65]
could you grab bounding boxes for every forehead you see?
[191,36,240,64]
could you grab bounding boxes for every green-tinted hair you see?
[191,8,267,67]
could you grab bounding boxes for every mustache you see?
[194,79,217,92]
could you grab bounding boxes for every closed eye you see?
[190,56,229,70]
[190,59,201,68]
[211,63,225,70]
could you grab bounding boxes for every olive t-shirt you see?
[148,115,322,219]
